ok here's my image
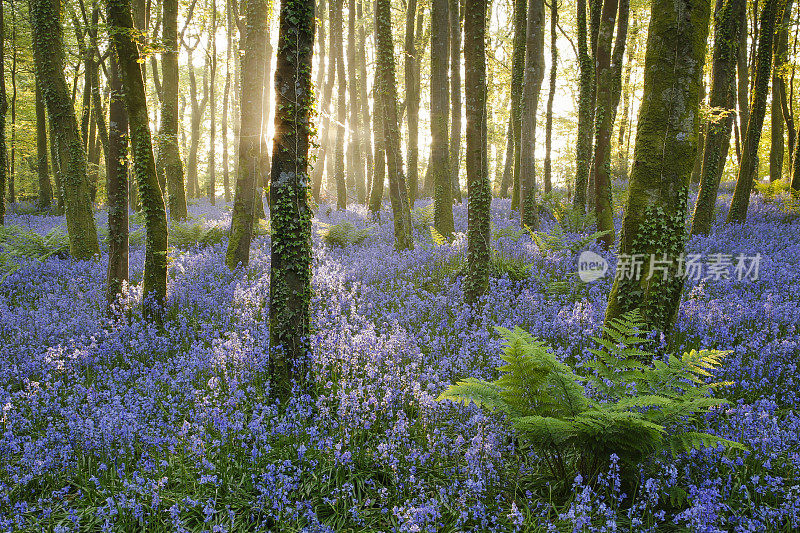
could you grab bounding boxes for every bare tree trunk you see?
[333,0,347,209]
[508,0,525,209]
[431,0,454,235]
[404,0,420,204]
[357,0,373,201]
[349,0,366,203]
[0,0,7,222]
[35,77,52,210]
[207,0,218,203]
[543,0,557,194]
[449,0,463,202]
[375,0,413,248]
[312,0,337,200]
[106,54,129,305]
[222,0,234,202]
[226,0,268,268]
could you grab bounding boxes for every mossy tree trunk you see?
[592,0,629,249]
[35,77,53,210]
[207,0,218,204]
[0,0,6,223]
[735,4,749,158]
[369,70,387,213]
[221,0,235,203]
[348,0,366,204]
[543,0,557,195]
[518,0,545,230]
[508,0,525,210]
[375,0,413,250]
[617,15,638,178]
[431,0,454,237]
[404,0,420,205]
[727,0,784,223]
[770,0,791,182]
[269,0,315,402]
[449,0,463,203]
[106,55,129,306]
[573,0,595,212]
[108,0,170,313]
[30,0,99,258]
[464,0,490,303]
[357,0,373,201]
[775,0,794,170]
[605,0,711,334]
[227,0,268,268]
[159,0,188,219]
[691,0,746,236]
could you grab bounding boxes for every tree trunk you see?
[605,0,711,334]
[30,0,100,258]
[770,0,791,182]
[108,0,169,313]
[357,0,373,202]
[269,0,315,401]
[508,0,525,210]
[375,0,413,249]
[226,0,268,268]
[333,0,347,209]
[404,0,420,205]
[0,0,6,222]
[348,0,366,204]
[464,0,490,302]
[735,2,749,156]
[449,0,463,202]
[106,54,129,305]
[431,0,454,236]
[312,0,336,200]
[776,0,794,171]
[207,0,217,204]
[222,0,234,202]
[617,15,637,178]
[727,0,782,223]
[499,114,513,197]
[592,0,629,249]
[159,0,188,218]
[691,0,746,236]
[186,48,209,199]
[519,0,545,230]
[543,0,557,195]
[573,0,594,212]
[369,70,386,213]
[35,77,52,210]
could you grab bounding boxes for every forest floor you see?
[0,188,799,532]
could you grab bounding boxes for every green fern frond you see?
[668,431,747,457]
[430,226,447,246]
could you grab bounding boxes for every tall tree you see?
[431,0,454,236]
[312,0,337,200]
[269,0,315,401]
[605,0,711,334]
[404,0,420,204]
[35,77,52,210]
[108,0,170,312]
[207,0,218,203]
[333,0,347,208]
[573,0,593,212]
[0,0,6,223]
[519,0,545,230]
[185,45,210,199]
[691,0,746,236]
[770,0,791,182]
[226,0,268,268]
[159,0,189,218]
[348,0,366,203]
[448,0,463,203]
[463,0,490,302]
[507,0,525,206]
[105,54,129,305]
[775,0,794,171]
[369,70,387,213]
[592,0,629,248]
[542,0,557,194]
[30,0,100,258]
[357,0,373,202]
[616,15,638,178]
[727,0,783,223]
[375,0,413,249]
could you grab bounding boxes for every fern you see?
[438,311,745,483]
[169,221,226,248]
[318,222,371,247]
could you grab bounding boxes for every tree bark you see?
[269,0,315,401]
[449,0,463,202]
[159,0,189,218]
[375,0,413,249]
[727,0,783,223]
[357,0,373,202]
[106,54,129,305]
[369,69,387,213]
[226,0,268,268]
[30,0,99,258]
[222,0,234,202]
[519,0,545,230]
[333,0,347,209]
[464,0,490,302]
[348,0,366,204]
[691,0,746,236]
[0,0,7,222]
[543,0,557,195]
[573,0,594,212]
[35,77,53,210]
[404,0,420,204]
[312,0,337,200]
[431,0,454,236]
[207,0,218,204]
[605,0,711,334]
[508,0,525,209]
[108,0,170,313]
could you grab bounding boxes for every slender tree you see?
[507,0,525,207]
[347,0,366,203]
[770,1,790,182]
[691,0,746,236]
[464,0,490,302]
[333,0,347,209]
[30,0,100,258]
[369,70,387,213]
[573,0,594,212]
[605,0,711,334]
[519,0,545,230]
[431,0,454,236]
[404,0,420,204]
[269,0,315,401]
[106,54,129,305]
[0,0,6,223]
[375,0,413,249]
[159,0,189,218]
[312,0,337,200]
[222,0,234,202]
[357,0,373,202]
[207,0,218,203]
[449,0,463,202]
[185,46,210,199]
[108,0,170,312]
[226,0,268,268]
[616,15,637,177]
[35,78,52,210]
[727,0,783,223]
[543,0,557,194]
